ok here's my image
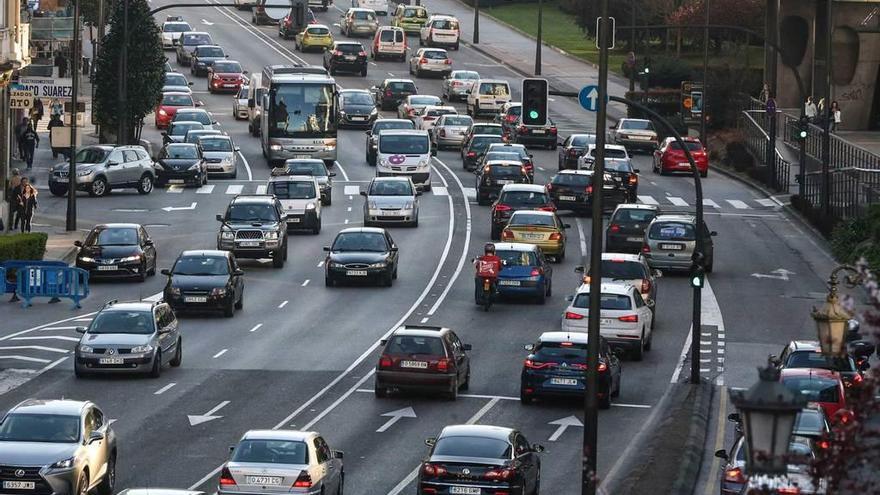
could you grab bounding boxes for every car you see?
[190,45,227,76]
[0,399,117,495]
[354,0,389,15]
[441,70,479,101]
[419,425,543,495]
[374,325,471,399]
[501,210,569,261]
[119,490,202,495]
[207,60,247,93]
[653,136,709,177]
[715,433,825,495]
[324,227,399,286]
[463,122,503,150]
[163,121,204,144]
[162,71,194,94]
[520,331,621,407]
[232,85,249,120]
[216,195,288,268]
[430,114,473,149]
[161,20,192,49]
[580,253,659,307]
[155,143,208,187]
[396,94,441,120]
[161,250,244,317]
[308,0,331,12]
[419,14,460,49]
[278,8,318,37]
[74,223,158,281]
[391,3,428,34]
[183,128,222,145]
[49,145,156,197]
[365,118,415,165]
[375,129,434,191]
[219,430,344,495]
[562,282,654,359]
[199,135,240,178]
[512,116,559,149]
[252,0,289,24]
[461,134,504,171]
[493,242,553,303]
[558,133,596,169]
[370,26,407,60]
[605,203,659,253]
[485,142,534,177]
[408,48,452,78]
[490,183,554,239]
[323,41,369,76]
[581,155,639,202]
[547,169,624,215]
[609,118,659,152]
[234,0,257,8]
[413,105,457,131]
[266,172,322,234]
[361,176,420,227]
[774,340,866,391]
[75,299,182,377]
[175,31,213,66]
[155,91,197,129]
[340,8,379,37]
[172,107,219,130]
[283,158,335,205]
[480,150,532,179]
[495,101,521,137]
[371,78,417,110]
[577,143,630,170]
[336,88,377,126]
[642,213,716,272]
[295,24,334,52]
[164,60,173,72]
[467,79,512,118]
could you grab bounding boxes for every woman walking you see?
[830,101,842,132]
[17,178,38,233]
[7,169,22,231]
[805,96,818,123]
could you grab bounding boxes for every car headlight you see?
[220,231,234,240]
[369,262,387,268]
[169,287,181,296]
[78,345,93,354]
[158,109,168,116]
[339,110,346,116]
[329,261,344,268]
[270,144,282,151]
[77,168,93,176]
[325,144,336,151]
[119,255,141,263]
[131,344,154,354]
[379,159,389,167]
[78,256,95,263]
[370,107,378,115]
[153,163,165,171]
[50,457,75,469]
[417,159,429,168]
[368,201,378,209]
[265,231,279,240]
[305,202,316,210]
[403,201,414,209]
[210,288,227,296]
[188,162,201,171]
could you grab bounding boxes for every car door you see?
[154,305,175,361]
[122,149,142,183]
[229,255,244,298]
[513,433,536,491]
[83,408,108,482]
[632,288,651,337]
[448,331,468,381]
[139,227,156,271]
[104,149,125,184]
[311,437,333,490]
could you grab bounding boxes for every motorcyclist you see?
[474,243,502,303]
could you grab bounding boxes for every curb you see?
[670,382,714,494]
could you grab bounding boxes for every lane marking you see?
[256,184,267,194]
[726,199,751,209]
[248,323,263,333]
[301,279,310,287]
[37,326,79,331]
[334,161,350,181]
[0,355,51,363]
[167,185,184,193]
[426,158,471,316]
[637,195,658,205]
[238,150,253,181]
[12,336,79,342]
[462,187,477,199]
[575,218,587,259]
[212,349,228,359]
[196,184,215,194]
[225,184,244,195]
[667,196,689,206]
[432,186,449,196]
[420,317,429,323]
[343,185,360,196]
[347,206,352,212]
[755,198,776,207]
[278,300,289,308]
[301,370,376,430]
[317,261,325,267]
[154,382,177,395]
[0,345,68,354]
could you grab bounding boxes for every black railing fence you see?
[737,110,791,192]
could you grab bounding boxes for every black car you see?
[190,45,227,76]
[547,170,624,215]
[511,117,558,149]
[490,184,554,240]
[75,223,158,282]
[419,425,543,495]
[372,79,418,111]
[323,42,368,76]
[461,134,504,171]
[216,195,288,268]
[324,227,398,287]
[475,160,530,205]
[155,143,207,187]
[484,143,535,178]
[558,133,596,170]
[603,158,639,202]
[520,331,621,408]
[162,250,244,317]
[374,325,471,399]
[365,118,415,165]
[336,88,377,128]
[605,204,659,253]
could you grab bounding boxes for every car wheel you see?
[520,387,534,405]
[645,330,653,351]
[546,278,552,297]
[447,378,458,400]
[138,263,147,282]
[49,184,68,197]
[461,371,470,390]
[599,387,612,409]
[361,67,367,77]
[74,360,87,378]
[700,170,708,178]
[612,375,621,397]
[76,472,89,495]
[632,332,645,361]
[149,351,162,378]
[382,271,393,287]
[273,250,285,268]
[536,286,546,305]
[137,173,154,194]
[312,220,321,235]
[490,224,500,240]
[97,453,116,495]
[223,298,235,317]
[170,338,183,366]
[374,381,388,397]
[235,290,244,309]
[89,177,108,197]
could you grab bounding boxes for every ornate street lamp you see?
[811,265,863,357]
[730,359,807,475]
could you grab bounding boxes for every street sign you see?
[691,91,703,115]
[10,90,34,109]
[578,85,607,113]
[594,17,616,49]
[16,77,74,99]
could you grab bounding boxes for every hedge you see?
[830,204,880,270]
[0,233,48,263]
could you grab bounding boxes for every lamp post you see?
[473,0,480,44]
[535,0,543,76]
[812,265,864,357]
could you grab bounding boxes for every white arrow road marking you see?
[188,401,230,426]
[201,19,215,25]
[167,185,184,193]
[162,202,197,212]
[548,415,583,441]
[751,268,795,281]
[702,199,720,208]
[431,186,448,196]
[376,406,417,432]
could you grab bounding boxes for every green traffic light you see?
[799,131,807,139]
[529,110,539,119]
[691,275,703,288]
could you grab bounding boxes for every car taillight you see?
[439,129,446,137]
[219,467,236,486]
[501,229,514,240]
[852,372,864,385]
[436,358,449,372]
[609,224,620,232]
[568,149,579,157]
[583,275,591,284]
[484,468,514,481]
[641,244,650,253]
[530,267,543,276]
[379,355,393,369]
[548,232,562,241]
[565,311,584,320]
[723,467,746,484]
[550,126,557,134]
[618,314,639,323]
[467,151,476,157]
[524,359,555,369]
[422,463,447,477]
[359,51,366,56]
[628,174,638,185]
[292,471,312,488]
[419,57,427,64]
[506,114,516,123]
[597,362,608,372]
[444,59,452,64]
[452,81,462,87]
[546,183,553,191]
[817,439,830,450]
[641,279,651,294]
[333,50,342,56]
[586,185,593,194]
[518,124,528,133]
[494,204,511,211]
[538,205,556,212]
[776,488,800,495]
[385,90,393,97]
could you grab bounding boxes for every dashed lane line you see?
[154,382,176,395]
[278,300,289,308]
[248,324,263,333]
[212,349,228,359]
[12,336,80,342]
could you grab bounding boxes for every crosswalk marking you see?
[462,187,477,199]
[225,184,243,195]
[343,185,360,196]
[196,185,215,194]
[702,199,720,208]
[167,185,183,193]
[637,195,659,205]
[755,198,776,207]
[667,196,689,207]
[726,199,750,209]
[432,186,448,196]
[256,185,267,195]
[0,355,51,364]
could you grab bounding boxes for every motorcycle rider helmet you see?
[484,243,495,255]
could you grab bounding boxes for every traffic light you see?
[521,78,548,126]
[690,252,705,288]
[798,115,809,140]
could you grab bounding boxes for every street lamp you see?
[812,265,863,357]
[729,359,806,475]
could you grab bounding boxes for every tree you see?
[93,0,164,144]
[80,0,112,26]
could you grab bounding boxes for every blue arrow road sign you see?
[579,85,607,112]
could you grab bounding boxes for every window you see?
[379,135,429,155]
[268,181,316,200]
[572,293,632,310]
[173,256,230,276]
[380,29,395,42]
[331,232,388,252]
[552,174,591,187]
[597,260,647,280]
[479,82,509,96]
[87,227,138,246]
[0,414,81,443]
[200,138,233,152]
[136,150,150,161]
[781,377,840,403]
[232,440,309,464]
[433,436,511,459]
[532,341,587,363]
[226,203,279,222]
[92,408,105,430]
[620,120,653,131]
[649,222,696,241]
[165,74,188,87]
[370,180,412,196]
[514,435,530,456]
[498,191,550,207]
[313,438,330,463]
[387,336,445,356]
[612,208,656,223]
[508,213,556,227]
[488,164,526,179]
[495,250,538,267]
[164,145,200,159]
[212,62,242,73]
[163,94,194,106]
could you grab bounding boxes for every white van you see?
[419,15,460,49]
[376,130,435,191]
[371,26,407,61]
[246,73,262,137]
[355,0,389,16]
[467,79,512,118]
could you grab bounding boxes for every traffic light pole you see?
[473,0,480,44]
[535,0,542,76]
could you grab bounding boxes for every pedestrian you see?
[831,101,841,132]
[49,97,63,119]
[20,123,39,169]
[804,96,817,123]
[817,98,826,126]
[30,97,44,128]
[7,169,22,231]
[17,178,38,233]
[765,91,777,129]
[47,114,64,158]
[759,83,770,103]
[54,51,67,78]
[14,117,29,160]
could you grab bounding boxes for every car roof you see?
[539,331,589,344]
[475,79,509,84]
[11,399,89,416]
[652,213,696,222]
[377,25,404,31]
[428,14,457,19]
[194,44,222,50]
[439,424,513,441]
[179,249,229,258]
[372,176,412,183]
[338,227,386,234]
[788,341,821,351]
[167,142,199,148]
[199,134,231,140]
[601,253,643,262]
[500,184,546,193]
[335,41,363,47]
[241,430,316,442]
[230,195,276,204]
[472,123,502,128]
[620,118,651,123]
[393,325,449,338]
[421,48,448,53]
[485,160,524,167]
[493,242,539,252]
[780,368,841,379]
[94,223,143,229]
[307,23,331,29]
[161,91,192,97]
[268,175,317,183]
[383,78,415,84]
[556,170,593,176]
[118,490,204,495]
[613,203,658,211]
[182,31,210,35]
[379,129,429,137]
[407,94,441,101]
[490,143,526,149]
[587,144,627,151]
[102,300,157,312]
[423,105,457,113]
[575,282,635,295]
[165,71,187,77]
[471,134,504,140]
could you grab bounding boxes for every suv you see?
[75,300,182,377]
[467,79,511,118]
[374,325,472,400]
[419,14,460,49]
[562,282,654,359]
[371,78,418,110]
[642,213,716,273]
[324,41,368,76]
[0,399,117,495]
[266,171,322,234]
[605,203,659,253]
[216,195,289,268]
[175,31,213,66]
[49,145,156,197]
[581,253,659,309]
[490,184,554,240]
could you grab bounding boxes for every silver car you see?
[0,399,117,495]
[163,72,194,94]
[173,108,220,130]
[74,300,182,377]
[408,48,452,77]
[267,174,323,234]
[200,135,240,178]
[184,129,222,145]
[609,118,659,152]
[233,86,249,120]
[441,70,479,101]
[161,21,192,49]
[48,145,157,198]
[340,8,379,37]
[430,114,473,149]
[643,213,716,272]
[219,430,344,495]
[361,176,420,227]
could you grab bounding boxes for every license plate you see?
[351,116,366,121]
[550,378,578,386]
[450,487,481,495]
[497,280,521,286]
[522,233,544,241]
[3,482,34,490]
[496,179,513,184]
[184,296,207,303]
[287,218,301,223]
[294,154,312,159]
[345,55,356,61]
[223,84,236,88]
[678,162,690,167]
[246,476,282,486]
[169,179,185,184]
[97,265,117,271]
[627,236,642,242]
[98,358,124,365]
[400,360,428,369]
[600,318,614,325]
[660,243,684,250]
[532,129,546,134]
[633,135,650,140]
[559,195,576,201]
[346,270,368,276]
[239,241,260,247]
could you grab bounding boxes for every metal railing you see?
[737,110,791,192]
[800,168,880,220]
[780,112,880,171]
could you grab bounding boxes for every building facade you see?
[1,0,33,211]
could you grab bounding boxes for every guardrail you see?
[800,168,880,220]
[15,265,89,309]
[780,112,880,171]
[737,110,791,192]
[1,260,69,295]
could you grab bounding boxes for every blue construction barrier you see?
[15,265,90,309]
[0,260,69,294]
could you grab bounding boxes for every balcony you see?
[0,23,31,70]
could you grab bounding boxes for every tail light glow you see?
[586,185,593,194]
[484,468,514,481]
[436,358,449,372]
[723,467,746,484]
[219,467,236,486]
[385,90,393,97]
[628,174,638,185]
[292,471,312,488]
[565,311,584,320]
[618,314,639,323]
[494,204,512,211]
[610,224,620,232]
[467,151,477,157]
[530,267,544,276]
[359,51,366,56]
[501,230,514,240]
[538,205,556,212]
[422,463,448,477]
[524,359,555,369]
[641,244,651,253]
[548,232,562,241]
[379,355,393,369]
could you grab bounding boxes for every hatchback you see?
[199,135,239,178]
[336,88,377,126]
[501,210,569,261]
[642,213,716,272]
[397,94,442,120]
[475,159,529,205]
[162,71,193,94]
[780,368,848,418]
[283,158,335,205]
[558,133,596,169]
[162,250,244,317]
[340,8,379,37]
[715,434,825,495]
[233,86,249,120]
[430,114,473,149]
[155,92,197,129]
[486,142,534,177]
[361,176,420,227]
[419,14,460,49]
[605,203,659,253]
[296,24,334,52]
[207,60,247,93]
[461,134,504,171]
[392,3,428,34]
[375,325,471,399]
[493,242,553,304]
[653,136,709,177]
[495,101,522,137]
[323,41,368,76]
[155,142,207,187]
[75,223,158,281]
[408,48,452,78]
[413,105,457,131]
[371,78,417,110]
[581,253,659,307]
[547,169,622,215]
[490,184,554,240]
[463,122,503,148]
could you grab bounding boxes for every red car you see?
[207,60,248,94]
[652,136,709,177]
[780,368,847,419]
[155,92,197,129]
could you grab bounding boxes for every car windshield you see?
[533,341,587,363]
[442,116,472,126]
[307,27,330,35]
[433,436,511,459]
[786,352,856,372]
[198,47,224,57]
[380,30,397,41]
[782,376,840,403]
[411,96,441,106]
[612,209,656,223]
[588,148,627,159]
[572,293,632,310]
[488,164,524,178]
[75,148,110,164]
[471,137,503,152]
[237,87,249,98]
[332,232,388,252]
[370,180,412,196]
[374,121,415,133]
[479,82,509,96]
[649,222,695,241]
[621,120,654,130]
[232,440,309,465]
[287,161,327,177]
[499,191,549,206]
[379,135,429,154]
[212,61,241,73]
[226,204,278,222]
[343,93,375,105]
[453,71,479,80]
[89,310,155,334]
[422,50,447,60]
[169,122,201,136]
[164,23,191,32]
[389,82,417,92]
[199,138,233,151]
[496,249,538,267]
[506,106,522,116]
[552,174,591,186]
[386,335,444,355]
[162,94,193,106]
[509,213,555,227]
[176,112,211,125]
[570,135,596,147]
[268,181,316,200]
[183,33,212,45]
[668,141,703,151]
[472,126,502,136]
[432,19,458,29]
[87,227,138,246]
[186,131,218,144]
[0,414,80,443]
[604,160,633,173]
[165,74,188,86]
[165,145,199,159]
[173,256,229,276]
[403,7,427,18]
[597,260,646,279]
[267,82,336,138]
[485,152,521,163]
[353,11,375,20]
[336,43,362,53]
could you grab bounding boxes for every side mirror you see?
[323,246,331,252]
[75,326,87,334]
[365,130,372,136]
[390,245,399,252]
[329,172,337,177]
[524,343,535,352]
[850,340,876,358]
[634,168,640,174]
[74,240,83,247]
[416,190,423,196]
[531,444,545,453]
[653,269,663,278]
[769,354,781,367]
[462,344,472,351]
[727,413,741,423]
[565,295,574,302]
[196,101,204,107]
[431,148,437,156]
[562,224,571,229]
[359,191,367,196]
[229,445,236,453]
[107,161,119,167]
[161,269,171,276]
[247,98,255,108]
[380,339,387,346]
[234,269,245,276]
[161,132,168,137]
[242,70,249,75]
[88,430,105,444]
[425,437,436,447]
[612,348,626,357]
[187,82,194,86]
[710,231,718,236]
[714,449,729,461]
[333,450,344,459]
[144,239,154,246]
[646,299,656,308]
[234,146,241,152]
[216,214,224,222]
[574,265,585,273]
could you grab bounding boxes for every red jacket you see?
[475,255,502,279]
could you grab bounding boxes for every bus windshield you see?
[268,83,336,138]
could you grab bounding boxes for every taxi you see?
[500,210,569,261]
[295,24,334,52]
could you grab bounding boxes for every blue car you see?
[494,242,553,303]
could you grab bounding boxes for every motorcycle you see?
[476,275,496,311]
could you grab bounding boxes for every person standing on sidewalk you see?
[817,98,826,127]
[20,124,39,169]
[759,83,770,103]
[30,97,44,129]
[17,178,38,233]
[830,101,841,132]
[804,96,817,123]
[54,52,68,79]
[49,97,64,119]
[6,169,22,232]
[14,117,29,159]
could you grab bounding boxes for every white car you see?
[408,48,452,78]
[561,282,654,360]
[161,21,192,49]
[397,94,442,120]
[467,79,511,118]
[353,0,389,15]
[577,144,630,169]
[266,173,323,234]
[413,105,457,131]
[233,86,249,120]
[419,14,460,49]
[441,70,479,101]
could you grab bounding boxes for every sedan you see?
[295,24,334,52]
[494,242,553,304]
[500,210,569,261]
[155,143,208,187]
[361,176,420,227]
[336,89,378,127]
[604,203,659,253]
[219,430,343,495]
[172,108,219,130]
[430,114,472,149]
[609,118,659,152]
[412,105,457,131]
[233,85,249,120]
[207,60,248,93]
[558,133,596,170]
[162,250,244,317]
[652,136,709,177]
[323,41,368,76]
[408,48,452,78]
[163,71,194,94]
[375,325,471,399]
[155,92,197,129]
[190,45,227,76]
[324,227,399,287]
[419,425,543,495]
[462,122,503,149]
[441,69,479,101]
[397,94,442,120]
[199,135,240,178]
[75,223,158,282]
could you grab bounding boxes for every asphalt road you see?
[0,2,845,494]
